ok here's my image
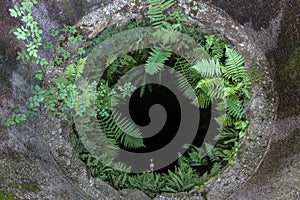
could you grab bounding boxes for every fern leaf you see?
[208,147,225,162]
[223,114,235,127]
[99,112,144,149]
[192,58,222,78]
[211,162,222,174]
[145,48,171,75]
[192,93,211,108]
[225,95,245,119]
[223,48,247,82]
[174,57,202,101]
[146,0,175,27]
[196,77,224,99]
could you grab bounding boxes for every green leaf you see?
[45,41,53,49]
[69,36,77,44]
[205,143,214,154]
[22,14,34,23]
[192,58,222,78]
[34,73,43,80]
[146,0,175,27]
[223,47,247,82]
[62,51,71,60]
[13,28,27,40]
[145,48,171,75]
[21,0,34,12]
[77,47,86,56]
[50,29,59,37]
[9,9,18,18]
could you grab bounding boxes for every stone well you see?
[0,0,299,199]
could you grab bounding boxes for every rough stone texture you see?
[0,0,299,199]
[226,114,300,199]
[119,189,152,200]
[38,0,112,25]
[207,0,282,31]
[77,0,146,38]
[154,190,205,200]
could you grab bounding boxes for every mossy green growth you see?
[21,182,39,192]
[0,175,10,185]
[276,46,300,97]
[0,191,15,200]
[280,47,300,86]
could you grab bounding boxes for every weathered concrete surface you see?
[0,0,299,199]
[229,116,300,200]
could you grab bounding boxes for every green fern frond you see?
[174,58,200,86]
[176,73,198,100]
[196,78,224,99]
[208,146,226,162]
[163,164,197,193]
[145,48,172,75]
[99,112,144,149]
[216,127,237,142]
[223,114,235,127]
[192,93,211,108]
[192,58,222,78]
[65,57,86,80]
[174,57,202,101]
[204,34,226,60]
[65,63,77,79]
[211,162,222,174]
[119,53,137,66]
[225,95,245,119]
[146,0,175,27]
[164,11,188,31]
[223,48,247,82]
[128,172,165,197]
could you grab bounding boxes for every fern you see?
[215,128,238,142]
[73,3,251,196]
[196,78,224,100]
[128,172,165,197]
[192,58,222,78]
[223,114,235,127]
[98,112,144,149]
[225,95,245,119]
[145,48,172,75]
[207,147,226,162]
[223,47,247,83]
[163,164,198,193]
[173,57,211,107]
[146,0,175,27]
[205,34,226,60]
[192,93,211,108]
[109,171,129,189]
[174,57,200,87]
[164,11,188,31]
[211,162,222,175]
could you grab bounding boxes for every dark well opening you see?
[117,83,212,173]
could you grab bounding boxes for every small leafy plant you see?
[5,0,86,126]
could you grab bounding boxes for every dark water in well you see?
[117,84,211,173]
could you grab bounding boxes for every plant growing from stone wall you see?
[5,0,86,126]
